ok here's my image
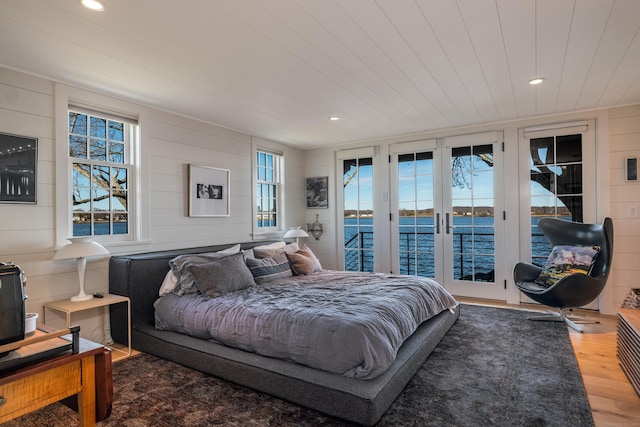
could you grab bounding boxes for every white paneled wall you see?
[609,105,640,309]
[303,147,337,270]
[0,67,304,343]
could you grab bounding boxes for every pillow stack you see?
[159,244,241,296]
[160,241,323,298]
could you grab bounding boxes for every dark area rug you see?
[6,304,593,426]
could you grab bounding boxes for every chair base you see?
[527,309,600,333]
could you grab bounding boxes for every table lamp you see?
[283,226,309,246]
[53,237,109,302]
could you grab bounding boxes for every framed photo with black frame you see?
[306,176,328,209]
[189,164,230,217]
[0,132,37,204]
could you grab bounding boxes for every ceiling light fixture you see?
[81,0,105,11]
[529,78,544,86]
[329,116,341,121]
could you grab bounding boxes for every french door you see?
[390,132,505,299]
[337,147,376,272]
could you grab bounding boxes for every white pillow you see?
[217,243,241,254]
[159,270,178,297]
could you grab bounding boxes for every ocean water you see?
[344,216,563,280]
[73,222,128,236]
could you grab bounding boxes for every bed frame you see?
[108,242,460,426]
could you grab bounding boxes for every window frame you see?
[68,108,133,239]
[252,144,285,239]
[55,84,146,250]
[518,119,597,265]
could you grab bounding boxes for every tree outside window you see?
[68,110,131,237]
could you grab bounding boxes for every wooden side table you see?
[44,294,131,356]
[0,328,112,426]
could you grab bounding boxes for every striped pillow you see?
[246,252,293,284]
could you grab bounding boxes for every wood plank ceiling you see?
[0,0,639,148]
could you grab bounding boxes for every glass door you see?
[338,148,376,272]
[390,139,441,280]
[391,133,505,300]
[520,120,597,307]
[443,133,504,299]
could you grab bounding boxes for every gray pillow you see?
[246,252,293,284]
[168,244,241,295]
[189,253,255,298]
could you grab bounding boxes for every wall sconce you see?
[307,214,324,240]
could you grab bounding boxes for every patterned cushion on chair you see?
[534,245,600,288]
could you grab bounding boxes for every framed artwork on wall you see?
[189,164,230,217]
[306,176,328,209]
[0,132,37,204]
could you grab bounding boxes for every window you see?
[529,133,584,265]
[255,150,282,231]
[68,109,136,237]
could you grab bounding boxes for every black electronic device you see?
[0,262,26,355]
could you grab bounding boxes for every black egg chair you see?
[513,217,613,332]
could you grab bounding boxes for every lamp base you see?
[70,294,94,302]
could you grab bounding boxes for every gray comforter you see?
[154,270,457,379]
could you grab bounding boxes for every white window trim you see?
[251,137,285,240]
[54,83,150,251]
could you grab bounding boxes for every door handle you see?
[446,213,452,234]
[436,213,440,234]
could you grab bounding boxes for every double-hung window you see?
[67,108,136,238]
[255,149,282,233]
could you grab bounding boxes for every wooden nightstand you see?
[43,294,131,356]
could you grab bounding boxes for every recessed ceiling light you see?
[81,0,105,11]
[329,116,341,121]
[529,78,544,86]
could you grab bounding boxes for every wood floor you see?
[111,301,640,426]
[458,297,640,427]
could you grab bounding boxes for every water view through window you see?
[342,133,583,281]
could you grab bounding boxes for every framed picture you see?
[189,164,230,217]
[0,132,37,204]
[306,176,328,209]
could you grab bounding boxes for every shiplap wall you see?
[0,67,304,342]
[609,105,640,309]
[302,147,337,270]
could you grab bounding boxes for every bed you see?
[109,241,460,425]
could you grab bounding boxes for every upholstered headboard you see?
[108,241,279,347]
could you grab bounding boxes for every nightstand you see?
[43,294,131,356]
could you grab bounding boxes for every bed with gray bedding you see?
[109,241,460,425]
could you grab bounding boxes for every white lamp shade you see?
[53,237,110,260]
[283,227,309,239]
